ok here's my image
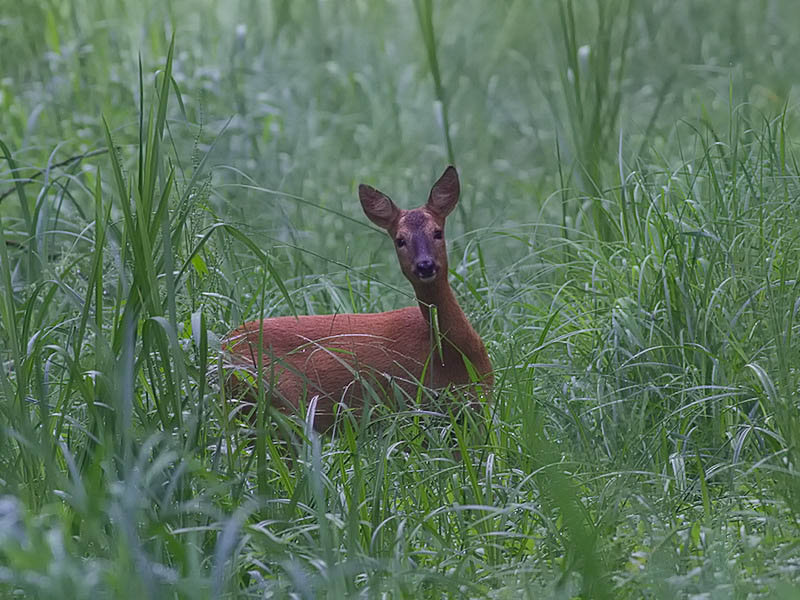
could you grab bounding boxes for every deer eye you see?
[395,237,406,248]
[433,230,443,240]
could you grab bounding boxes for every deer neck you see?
[413,276,478,352]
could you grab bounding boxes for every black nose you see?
[416,259,436,278]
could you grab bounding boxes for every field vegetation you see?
[2,0,800,597]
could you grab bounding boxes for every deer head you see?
[359,166,459,286]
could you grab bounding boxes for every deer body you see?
[224,167,492,430]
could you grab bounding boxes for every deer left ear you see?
[359,184,400,230]
[426,165,460,218]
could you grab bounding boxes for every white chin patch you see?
[416,273,437,283]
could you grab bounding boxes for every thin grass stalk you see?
[412,0,469,233]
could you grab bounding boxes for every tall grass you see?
[2,0,800,597]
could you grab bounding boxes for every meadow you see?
[2,0,800,597]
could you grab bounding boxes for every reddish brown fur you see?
[223,166,492,430]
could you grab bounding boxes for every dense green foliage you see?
[2,0,800,597]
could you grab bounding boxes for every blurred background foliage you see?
[4,0,799,253]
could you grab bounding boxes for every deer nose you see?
[416,259,436,279]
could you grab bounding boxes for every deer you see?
[223,166,492,432]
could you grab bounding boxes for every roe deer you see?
[223,166,492,431]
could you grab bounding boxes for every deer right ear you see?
[359,184,400,230]
[426,165,460,218]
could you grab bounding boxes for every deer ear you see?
[359,184,400,230]
[426,165,460,218]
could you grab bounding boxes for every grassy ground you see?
[2,0,800,597]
